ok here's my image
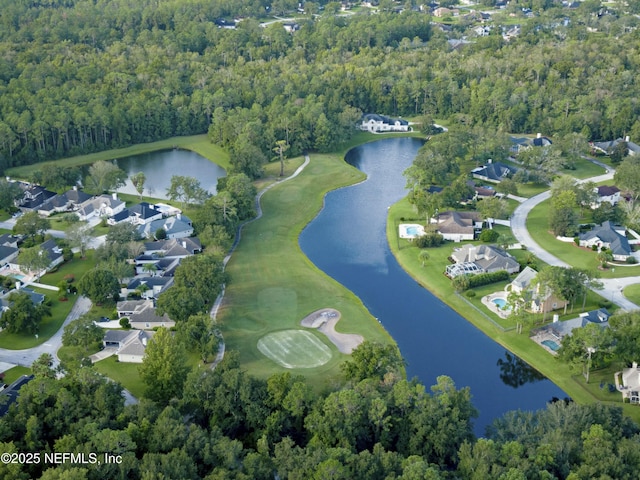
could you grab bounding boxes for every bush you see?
[64,274,75,283]
[592,245,598,251]
[415,232,444,248]
[119,317,131,329]
[451,270,510,292]
[465,290,476,298]
[626,256,637,264]
[574,237,580,246]
[479,229,500,242]
[598,300,613,309]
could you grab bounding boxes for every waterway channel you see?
[299,137,566,435]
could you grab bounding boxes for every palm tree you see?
[419,250,430,267]
[273,140,289,177]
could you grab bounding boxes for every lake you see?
[114,149,226,199]
[299,137,566,435]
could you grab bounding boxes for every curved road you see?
[510,166,640,311]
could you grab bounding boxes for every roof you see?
[0,375,34,416]
[471,162,517,182]
[580,308,611,324]
[137,217,194,238]
[361,113,409,126]
[511,266,537,290]
[436,211,481,235]
[597,185,620,197]
[0,245,18,261]
[117,299,153,315]
[552,309,610,337]
[144,237,202,256]
[40,239,63,262]
[579,221,631,256]
[592,138,640,155]
[0,234,21,247]
[129,202,162,220]
[127,276,174,291]
[451,244,519,272]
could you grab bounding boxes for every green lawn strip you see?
[526,199,640,279]
[568,157,606,179]
[516,182,550,198]
[6,135,230,179]
[387,197,610,407]
[624,284,640,304]
[220,152,394,389]
[1,366,32,385]
[41,250,98,286]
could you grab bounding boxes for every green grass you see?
[386,196,640,421]
[257,330,333,368]
[1,366,31,385]
[6,134,230,179]
[526,199,640,279]
[220,151,394,389]
[93,357,145,399]
[623,284,640,304]
[566,157,606,179]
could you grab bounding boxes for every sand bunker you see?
[300,308,364,354]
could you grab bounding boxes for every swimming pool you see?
[11,274,25,281]
[542,339,560,351]
[406,226,420,236]
[492,298,509,309]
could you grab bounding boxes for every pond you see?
[299,137,566,435]
[114,149,226,200]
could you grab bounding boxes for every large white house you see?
[360,114,410,133]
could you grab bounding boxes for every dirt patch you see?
[300,308,364,354]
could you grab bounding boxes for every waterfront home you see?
[507,266,568,314]
[359,114,410,133]
[446,244,520,277]
[433,211,482,242]
[471,160,517,183]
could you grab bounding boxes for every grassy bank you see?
[219,151,394,390]
[6,134,230,179]
[387,196,640,424]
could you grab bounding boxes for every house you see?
[109,202,163,226]
[143,237,202,257]
[282,22,299,33]
[134,255,180,277]
[591,137,640,156]
[360,114,410,133]
[0,287,46,316]
[433,7,459,16]
[137,215,194,240]
[102,329,155,363]
[16,184,56,211]
[124,276,174,300]
[473,25,491,37]
[507,267,568,314]
[550,308,611,339]
[616,362,640,404]
[116,299,175,330]
[39,239,65,270]
[578,221,632,261]
[0,375,34,416]
[76,194,126,221]
[471,160,517,183]
[433,211,482,242]
[510,133,552,154]
[447,244,520,277]
[0,245,19,268]
[37,188,92,217]
[592,185,621,208]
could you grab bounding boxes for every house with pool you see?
[432,211,482,242]
[446,244,520,278]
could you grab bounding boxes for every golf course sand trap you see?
[257,330,332,368]
[300,308,364,354]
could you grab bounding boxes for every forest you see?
[3,342,640,479]
[1,0,640,177]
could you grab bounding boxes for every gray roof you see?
[471,162,517,181]
[362,113,409,126]
[551,309,610,337]
[137,217,194,238]
[452,244,520,272]
[511,266,537,290]
[592,138,640,155]
[0,245,18,262]
[579,221,631,256]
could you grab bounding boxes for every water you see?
[299,137,566,435]
[542,340,560,352]
[493,298,508,308]
[114,149,226,199]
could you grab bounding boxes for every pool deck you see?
[481,291,512,319]
[531,327,561,355]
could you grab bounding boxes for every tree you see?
[106,222,139,245]
[77,269,120,305]
[130,171,146,199]
[273,140,289,177]
[180,313,220,363]
[0,292,48,334]
[549,189,577,236]
[340,341,404,383]
[139,328,190,404]
[610,140,628,164]
[609,311,640,364]
[558,323,613,383]
[85,160,127,194]
[419,250,430,267]
[0,179,23,212]
[13,211,50,241]
[477,197,507,228]
[166,175,208,207]
[65,223,93,258]
[614,157,640,201]
[220,173,257,221]
[17,247,51,275]
[62,314,104,353]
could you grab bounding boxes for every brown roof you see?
[437,211,481,234]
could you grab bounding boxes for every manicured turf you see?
[257,330,333,368]
[219,151,395,388]
[93,357,145,399]
[6,134,230,179]
[623,284,640,305]
[1,366,31,385]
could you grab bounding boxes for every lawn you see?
[623,283,640,305]
[386,196,638,417]
[219,151,394,389]
[1,366,32,385]
[526,198,640,279]
[6,134,230,179]
[93,357,145,399]
[567,157,607,179]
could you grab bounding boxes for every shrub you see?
[592,245,598,251]
[574,237,580,246]
[119,317,131,329]
[598,300,613,309]
[479,229,500,242]
[64,274,75,283]
[415,232,444,248]
[465,290,476,298]
[626,256,637,264]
